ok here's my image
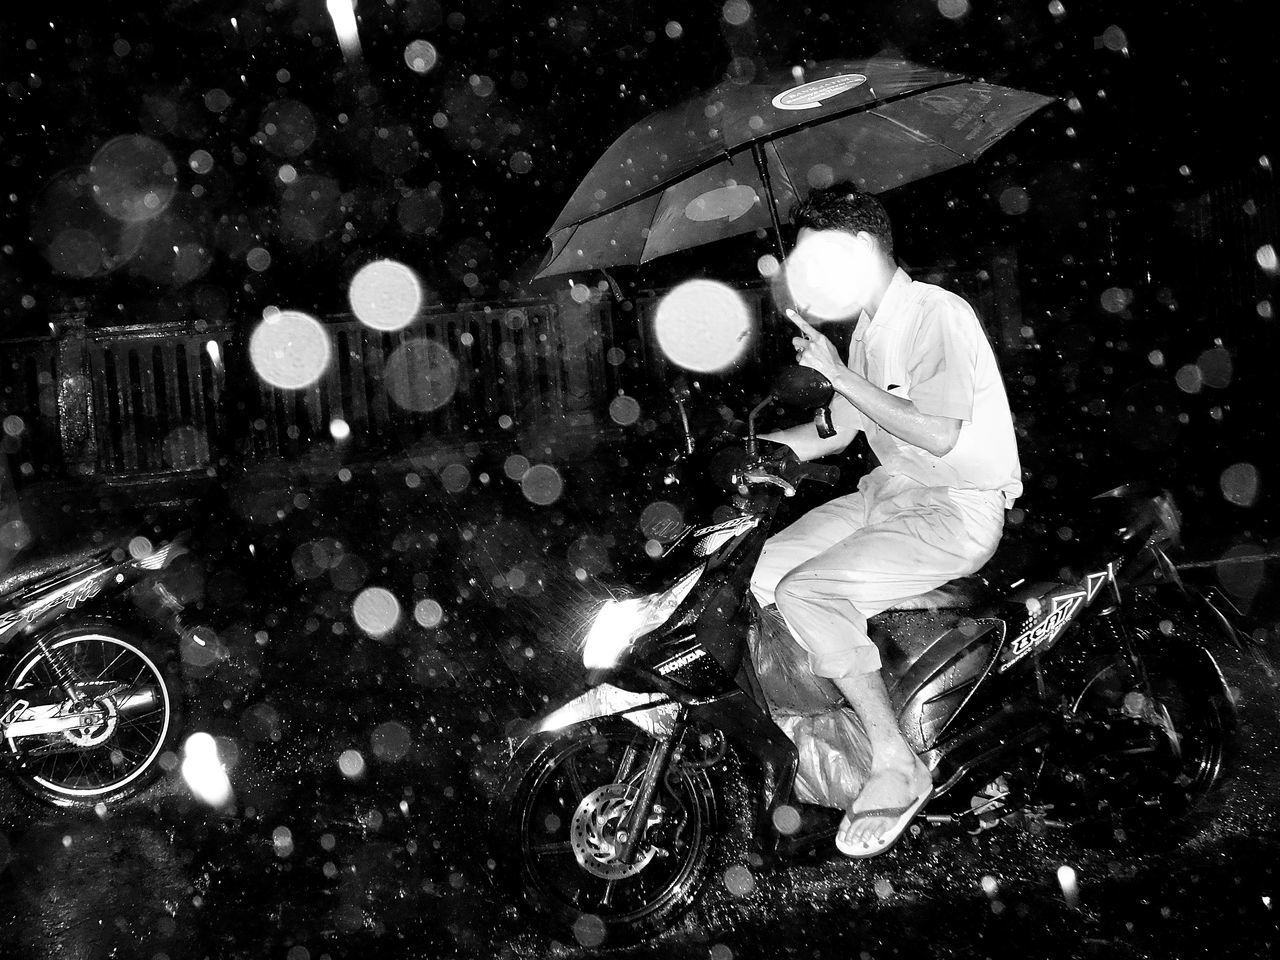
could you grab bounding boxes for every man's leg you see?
[830,671,931,850]
[773,497,999,850]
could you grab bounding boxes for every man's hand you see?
[786,309,844,385]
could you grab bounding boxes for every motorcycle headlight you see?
[581,564,705,670]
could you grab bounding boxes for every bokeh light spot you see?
[521,464,564,506]
[338,749,366,779]
[349,259,423,331]
[1220,463,1260,507]
[384,339,459,412]
[249,310,331,389]
[608,395,641,426]
[404,39,439,74]
[89,135,177,223]
[722,863,756,897]
[653,279,751,372]
[413,598,444,628]
[352,586,401,637]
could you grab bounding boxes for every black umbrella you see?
[537,57,1054,278]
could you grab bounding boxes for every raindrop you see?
[330,418,351,440]
[413,598,444,628]
[509,151,533,174]
[404,39,438,74]
[640,501,685,542]
[771,804,801,834]
[371,721,412,761]
[1048,1,1066,16]
[1101,24,1128,52]
[384,339,459,412]
[441,463,470,493]
[249,310,331,389]
[998,186,1030,215]
[504,454,531,479]
[521,464,564,506]
[272,826,294,858]
[181,733,232,806]
[757,254,780,278]
[981,875,999,896]
[256,100,317,158]
[653,279,752,372]
[1256,244,1278,274]
[937,0,970,19]
[189,150,214,174]
[338,749,366,779]
[609,395,641,426]
[722,864,756,897]
[572,913,607,947]
[2,415,23,437]
[1057,864,1080,907]
[127,536,153,560]
[874,876,895,899]
[247,247,272,272]
[722,1,752,26]
[665,21,683,39]
[89,135,177,223]
[1219,463,1259,507]
[352,586,401,637]
[1099,287,1133,313]
[349,259,423,331]
[710,946,734,960]
[1174,364,1202,394]
[1196,347,1232,388]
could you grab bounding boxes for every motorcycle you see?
[496,368,1241,944]
[0,527,188,809]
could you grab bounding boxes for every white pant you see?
[750,467,1005,679]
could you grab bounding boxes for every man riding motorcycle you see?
[751,185,1022,857]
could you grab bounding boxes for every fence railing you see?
[1,259,1012,485]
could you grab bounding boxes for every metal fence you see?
[0,261,1013,486]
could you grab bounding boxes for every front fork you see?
[616,710,689,864]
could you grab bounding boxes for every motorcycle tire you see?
[496,717,719,948]
[1066,636,1234,846]
[3,621,182,811]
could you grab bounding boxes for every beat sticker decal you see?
[771,74,868,111]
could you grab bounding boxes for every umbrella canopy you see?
[537,57,1055,279]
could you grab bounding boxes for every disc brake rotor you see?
[570,783,657,880]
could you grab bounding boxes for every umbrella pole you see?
[751,142,787,264]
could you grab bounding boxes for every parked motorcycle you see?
[497,369,1240,944]
[0,529,188,809]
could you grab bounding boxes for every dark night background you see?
[2,2,1280,959]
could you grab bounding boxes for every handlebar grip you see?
[800,463,840,486]
[814,406,835,439]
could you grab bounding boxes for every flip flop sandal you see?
[835,785,934,858]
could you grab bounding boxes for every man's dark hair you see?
[791,185,894,257]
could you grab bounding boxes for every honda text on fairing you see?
[0,529,189,809]
[493,369,1240,945]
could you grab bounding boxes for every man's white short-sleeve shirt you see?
[835,268,1023,507]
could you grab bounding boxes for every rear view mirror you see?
[773,367,834,409]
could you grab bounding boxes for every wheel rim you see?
[1074,658,1227,811]
[517,727,711,925]
[7,633,171,797]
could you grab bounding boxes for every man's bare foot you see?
[836,754,932,854]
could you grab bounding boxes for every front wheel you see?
[3,623,181,810]
[498,719,718,947]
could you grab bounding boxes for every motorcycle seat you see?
[0,540,120,603]
[881,574,989,611]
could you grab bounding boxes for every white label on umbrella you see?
[771,74,867,111]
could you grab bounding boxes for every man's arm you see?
[759,393,862,462]
[830,369,961,457]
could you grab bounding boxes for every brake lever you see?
[734,467,797,498]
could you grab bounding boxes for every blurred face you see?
[783,226,878,322]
